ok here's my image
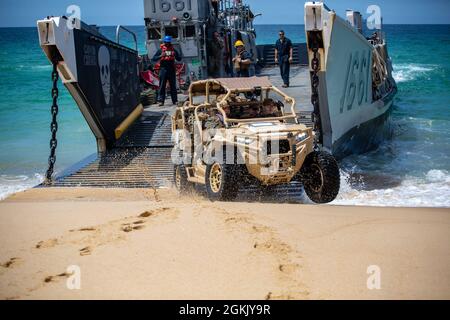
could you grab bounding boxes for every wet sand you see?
[0,187,449,300]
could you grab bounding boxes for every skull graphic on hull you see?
[98,46,111,105]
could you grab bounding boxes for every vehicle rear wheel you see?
[205,162,239,201]
[174,165,193,194]
[300,151,340,204]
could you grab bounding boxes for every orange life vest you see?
[160,44,176,62]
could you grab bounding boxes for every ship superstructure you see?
[143,0,259,87]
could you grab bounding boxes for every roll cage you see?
[183,77,298,129]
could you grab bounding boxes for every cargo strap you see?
[44,60,59,185]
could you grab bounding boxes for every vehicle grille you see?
[265,139,291,155]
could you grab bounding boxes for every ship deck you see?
[49,66,313,194]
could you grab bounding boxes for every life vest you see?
[160,44,176,62]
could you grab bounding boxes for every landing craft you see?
[35,1,396,193]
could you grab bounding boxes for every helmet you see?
[163,35,172,43]
[234,40,244,48]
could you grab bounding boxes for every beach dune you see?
[0,187,449,300]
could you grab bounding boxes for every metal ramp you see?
[297,111,314,127]
[52,110,175,188]
[114,112,173,148]
[53,147,173,188]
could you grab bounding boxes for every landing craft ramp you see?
[52,66,313,192]
[53,110,174,188]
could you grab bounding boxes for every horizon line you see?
[0,23,449,28]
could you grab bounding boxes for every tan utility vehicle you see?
[171,77,340,203]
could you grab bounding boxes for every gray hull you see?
[305,2,397,159]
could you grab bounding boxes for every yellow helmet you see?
[234,40,244,48]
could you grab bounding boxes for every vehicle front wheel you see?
[174,165,193,194]
[205,162,239,201]
[300,151,340,204]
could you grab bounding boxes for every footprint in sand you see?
[121,223,146,232]
[44,272,71,283]
[73,227,96,232]
[278,263,301,274]
[138,207,171,218]
[122,208,176,232]
[36,238,58,249]
[139,211,153,218]
[33,207,176,262]
[79,246,92,256]
[1,257,21,269]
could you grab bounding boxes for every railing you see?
[219,0,254,32]
[116,25,138,52]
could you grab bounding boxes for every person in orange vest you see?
[152,36,181,106]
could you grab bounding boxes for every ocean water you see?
[0,24,449,206]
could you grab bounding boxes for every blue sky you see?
[0,0,449,27]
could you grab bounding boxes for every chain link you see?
[44,61,59,185]
[310,47,322,149]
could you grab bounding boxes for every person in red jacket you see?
[152,36,181,106]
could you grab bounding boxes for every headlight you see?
[296,132,308,143]
[236,136,254,145]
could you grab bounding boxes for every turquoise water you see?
[0,24,449,206]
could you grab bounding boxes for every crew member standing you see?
[152,36,181,106]
[209,31,225,78]
[232,40,252,77]
[274,30,293,88]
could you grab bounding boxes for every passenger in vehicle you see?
[261,99,281,117]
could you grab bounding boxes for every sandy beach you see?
[0,187,449,300]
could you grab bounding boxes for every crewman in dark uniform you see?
[232,40,252,77]
[274,30,293,88]
[152,36,181,106]
[208,31,225,78]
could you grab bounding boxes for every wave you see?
[0,173,44,200]
[392,63,435,83]
[334,169,450,207]
[2,169,449,208]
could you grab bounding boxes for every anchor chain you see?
[44,60,59,185]
[310,46,322,148]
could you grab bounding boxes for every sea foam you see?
[392,63,435,83]
[0,173,44,200]
[334,169,450,207]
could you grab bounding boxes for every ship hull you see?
[305,2,397,159]
[37,17,141,152]
[331,93,395,158]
